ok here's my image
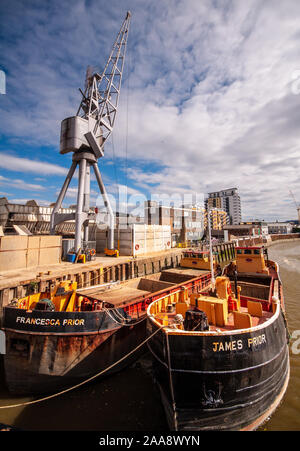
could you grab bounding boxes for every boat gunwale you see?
[1,271,212,335]
[147,281,282,337]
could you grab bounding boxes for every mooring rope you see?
[103,306,146,326]
[0,324,165,410]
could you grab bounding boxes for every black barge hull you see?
[2,270,212,395]
[2,308,146,394]
[147,306,290,431]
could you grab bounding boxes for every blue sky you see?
[1,0,300,221]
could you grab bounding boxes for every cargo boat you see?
[147,246,290,431]
[1,267,211,394]
[179,249,221,273]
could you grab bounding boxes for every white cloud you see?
[0,153,68,176]
[0,175,45,191]
[1,0,300,221]
[115,0,300,221]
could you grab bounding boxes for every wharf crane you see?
[289,190,300,224]
[50,12,131,256]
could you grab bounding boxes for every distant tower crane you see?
[289,190,300,224]
[50,12,131,256]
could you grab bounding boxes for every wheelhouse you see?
[235,246,269,275]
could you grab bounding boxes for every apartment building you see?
[206,188,241,225]
[204,208,228,231]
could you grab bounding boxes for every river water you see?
[257,240,300,431]
[0,240,299,431]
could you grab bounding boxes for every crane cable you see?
[0,324,166,410]
[124,44,130,190]
[109,39,130,195]
[111,133,119,190]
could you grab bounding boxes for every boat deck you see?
[153,304,274,333]
[205,306,273,332]
[78,285,152,307]
[76,270,204,308]
[161,268,210,278]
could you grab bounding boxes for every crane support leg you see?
[92,162,114,251]
[74,158,88,252]
[83,162,90,243]
[50,161,77,234]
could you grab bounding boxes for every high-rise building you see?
[206,188,241,225]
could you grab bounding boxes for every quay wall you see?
[0,242,236,323]
[267,233,300,244]
[234,233,300,248]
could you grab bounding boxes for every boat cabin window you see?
[183,252,204,259]
[236,248,262,256]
